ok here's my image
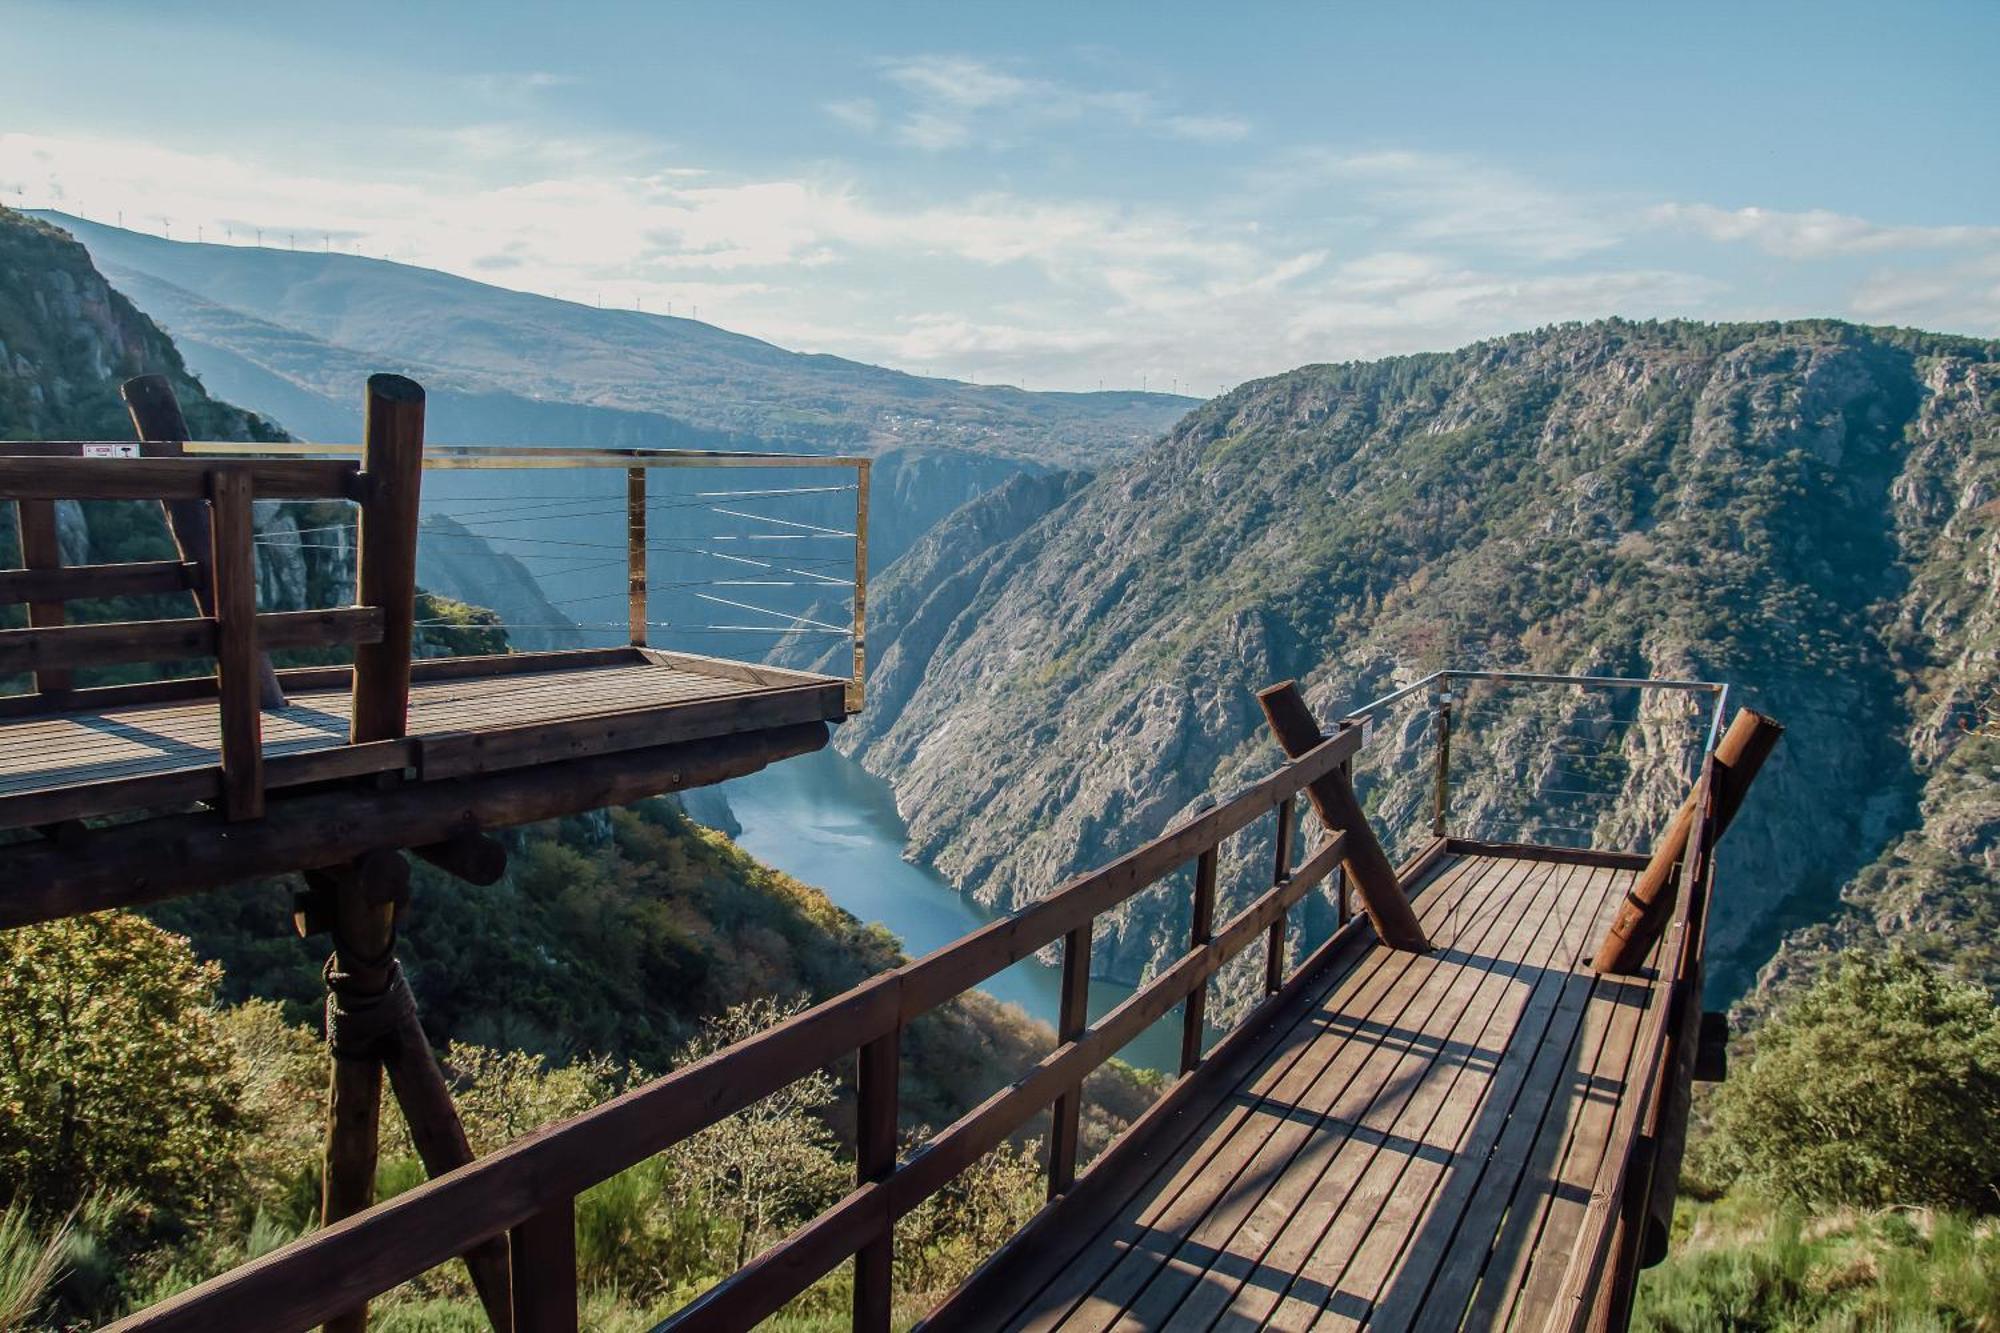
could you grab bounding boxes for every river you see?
[720,747,1183,1073]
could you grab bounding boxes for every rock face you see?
[834,320,2000,1008]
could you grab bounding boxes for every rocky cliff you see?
[832,320,1999,1007]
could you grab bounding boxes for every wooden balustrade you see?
[105,724,1361,1333]
[1,382,421,827]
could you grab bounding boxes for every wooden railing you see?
[107,722,1366,1333]
[0,374,424,821]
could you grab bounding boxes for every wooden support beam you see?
[626,466,646,647]
[350,374,425,745]
[1266,796,1295,995]
[853,1031,898,1333]
[122,375,287,708]
[208,470,264,821]
[1592,708,1782,974]
[382,996,515,1331]
[1180,846,1219,1073]
[412,830,510,886]
[317,848,407,1333]
[507,1200,577,1333]
[15,498,72,693]
[1047,924,1091,1199]
[1256,680,1430,952]
[0,721,831,927]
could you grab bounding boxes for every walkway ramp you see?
[946,849,1656,1331]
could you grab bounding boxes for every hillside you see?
[815,319,2000,1005]
[34,211,1195,468]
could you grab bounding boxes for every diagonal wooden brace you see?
[1257,681,1430,952]
[1592,708,1782,974]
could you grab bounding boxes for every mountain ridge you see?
[806,317,2000,1007]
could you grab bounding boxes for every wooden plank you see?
[1304,865,1617,1332]
[1200,861,1582,1332]
[974,855,1495,1333]
[919,880,1414,1333]
[1076,856,1555,1333]
[509,1199,579,1333]
[15,499,72,693]
[635,645,844,690]
[1454,880,1649,1330]
[0,559,197,606]
[0,456,360,501]
[207,470,263,821]
[1363,869,1626,1330]
[417,683,845,779]
[1445,838,1648,871]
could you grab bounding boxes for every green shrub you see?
[1705,949,2000,1213]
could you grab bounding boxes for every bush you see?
[1705,949,2000,1213]
[0,914,240,1217]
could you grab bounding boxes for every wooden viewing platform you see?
[4,374,1781,1333]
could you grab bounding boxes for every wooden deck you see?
[0,647,847,832]
[943,849,1660,1332]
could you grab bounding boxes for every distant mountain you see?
[798,319,2000,1009]
[33,211,1195,467]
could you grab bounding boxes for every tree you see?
[0,914,239,1217]
[1707,949,2000,1212]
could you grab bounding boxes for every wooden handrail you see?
[0,608,384,674]
[0,558,199,606]
[0,455,362,501]
[106,726,1361,1333]
[1548,755,1722,1333]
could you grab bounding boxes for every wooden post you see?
[626,466,647,647]
[412,829,510,886]
[1431,681,1453,837]
[1257,681,1430,952]
[1592,709,1781,974]
[849,459,870,715]
[318,849,406,1333]
[15,499,72,694]
[507,1199,577,1333]
[853,1031,898,1332]
[351,374,425,745]
[1179,846,1220,1073]
[1266,797,1294,994]
[207,470,264,820]
[121,374,287,708]
[382,998,515,1331]
[1047,924,1091,1198]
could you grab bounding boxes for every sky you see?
[3,0,1997,394]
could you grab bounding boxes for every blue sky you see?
[4,0,1996,392]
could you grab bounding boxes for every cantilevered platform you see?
[0,647,846,831]
[938,848,1658,1332]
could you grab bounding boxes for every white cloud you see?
[840,55,1251,152]
[6,121,1995,398]
[1651,202,2000,258]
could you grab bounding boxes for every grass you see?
[1635,1192,2000,1331]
